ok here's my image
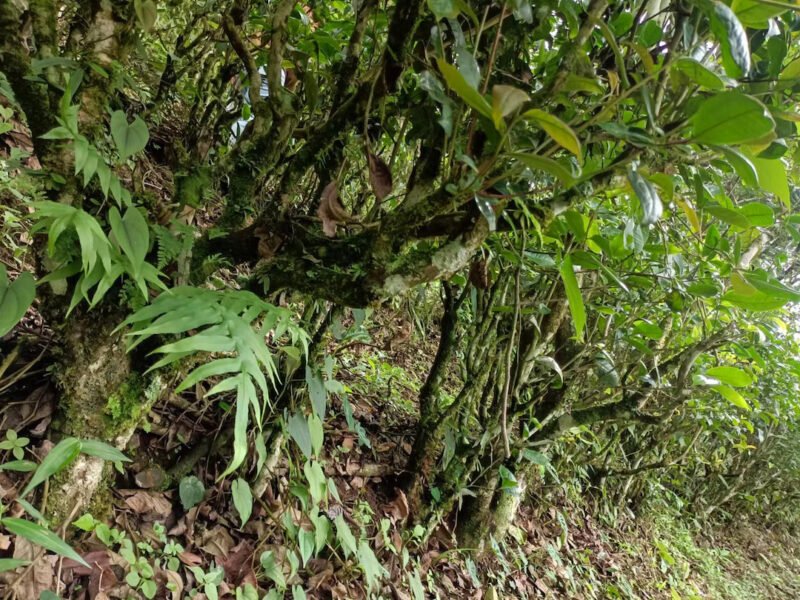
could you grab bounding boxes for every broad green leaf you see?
[511,152,575,187]
[357,540,389,591]
[1,518,89,567]
[0,269,35,337]
[288,413,312,459]
[22,437,81,497]
[746,153,790,209]
[523,109,582,161]
[79,439,130,462]
[436,59,492,121]
[559,255,586,340]
[428,0,459,20]
[231,478,253,527]
[179,475,205,510]
[308,413,323,458]
[705,205,751,228]
[710,1,751,78]
[298,528,314,567]
[110,110,149,160]
[691,92,774,145]
[633,320,663,340]
[134,0,157,31]
[706,366,753,387]
[718,146,759,187]
[109,206,149,275]
[522,448,550,466]
[713,385,751,410]
[260,550,286,589]
[672,58,724,89]
[303,460,327,506]
[731,0,787,28]
[492,85,529,130]
[306,366,327,419]
[409,569,426,600]
[334,514,357,558]
[292,586,307,600]
[739,203,774,227]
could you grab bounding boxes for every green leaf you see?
[428,0,459,20]
[559,255,586,340]
[409,569,426,600]
[710,1,751,78]
[436,59,493,121]
[523,109,582,161]
[492,85,529,130]
[627,169,662,226]
[522,449,550,466]
[718,146,759,187]
[746,153,790,209]
[303,460,327,506]
[110,110,149,160]
[705,205,751,228]
[334,514,358,558]
[672,58,724,89]
[79,439,130,462]
[0,269,35,338]
[690,92,774,145]
[713,385,751,410]
[511,152,575,187]
[72,514,98,531]
[633,320,663,340]
[109,206,150,275]
[357,541,389,591]
[306,366,327,419]
[1,518,89,567]
[260,550,286,589]
[22,437,81,497]
[731,0,788,27]
[739,203,774,227]
[288,413,313,459]
[231,478,253,527]
[134,0,157,32]
[706,366,753,387]
[0,460,37,472]
[298,528,314,567]
[292,586,307,600]
[40,591,61,600]
[0,558,30,572]
[179,475,205,510]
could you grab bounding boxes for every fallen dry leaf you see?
[317,181,355,237]
[122,490,172,515]
[198,525,234,559]
[5,537,55,599]
[367,153,393,200]
[383,488,410,522]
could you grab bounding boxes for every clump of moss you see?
[104,373,146,434]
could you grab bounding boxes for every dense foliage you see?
[1,0,800,597]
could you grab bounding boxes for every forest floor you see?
[1,308,799,599]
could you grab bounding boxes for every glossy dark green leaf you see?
[710,1,751,78]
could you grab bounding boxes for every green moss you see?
[105,373,146,430]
